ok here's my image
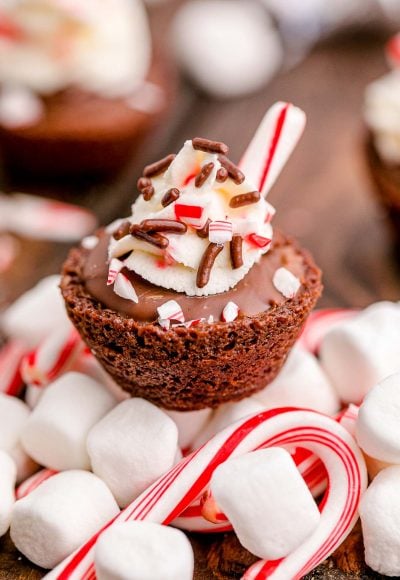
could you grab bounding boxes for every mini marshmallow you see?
[165,408,212,450]
[11,470,119,570]
[193,398,264,449]
[211,448,320,559]
[356,372,400,464]
[0,393,30,451]
[173,0,283,99]
[320,301,400,403]
[0,451,16,537]
[0,394,37,482]
[87,399,179,507]
[359,466,400,576]
[1,276,71,348]
[21,372,116,470]
[253,346,340,415]
[95,521,194,580]
[9,442,39,484]
[72,353,129,403]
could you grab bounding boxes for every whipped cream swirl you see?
[108,140,275,296]
[0,0,151,98]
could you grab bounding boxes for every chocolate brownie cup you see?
[0,0,165,177]
[61,122,322,410]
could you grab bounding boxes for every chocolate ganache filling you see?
[83,230,307,322]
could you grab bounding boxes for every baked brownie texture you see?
[61,233,322,411]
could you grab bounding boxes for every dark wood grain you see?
[0,11,394,580]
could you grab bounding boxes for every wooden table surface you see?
[0,5,394,578]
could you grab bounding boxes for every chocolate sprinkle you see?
[161,188,180,207]
[216,167,229,183]
[230,235,243,269]
[112,221,131,241]
[196,218,211,239]
[196,243,224,288]
[140,219,187,234]
[130,225,169,249]
[192,137,229,155]
[137,176,152,192]
[229,191,261,208]
[219,155,245,185]
[142,185,155,201]
[143,154,176,178]
[195,162,214,188]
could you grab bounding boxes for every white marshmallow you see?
[9,442,39,484]
[0,394,37,482]
[165,408,212,450]
[95,521,194,580]
[356,372,400,464]
[0,393,30,450]
[1,276,71,348]
[359,465,400,576]
[211,448,320,559]
[193,398,264,449]
[254,346,340,415]
[320,301,400,403]
[21,372,116,470]
[87,399,179,507]
[11,470,119,569]
[0,451,16,537]
[172,0,283,99]
[73,353,129,403]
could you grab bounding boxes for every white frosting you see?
[364,71,400,164]
[108,140,275,296]
[0,0,151,98]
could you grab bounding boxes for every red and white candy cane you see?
[239,102,306,198]
[21,327,84,388]
[47,408,366,580]
[16,469,58,500]
[298,308,359,354]
[0,339,26,397]
[171,407,360,533]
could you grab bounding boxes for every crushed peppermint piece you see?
[157,300,185,323]
[273,267,301,298]
[208,220,233,244]
[81,235,99,250]
[107,258,123,286]
[184,318,205,328]
[158,319,171,330]
[208,315,214,324]
[113,273,139,303]
[246,233,271,249]
[222,301,239,322]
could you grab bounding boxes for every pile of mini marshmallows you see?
[1,277,400,577]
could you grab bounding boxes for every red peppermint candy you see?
[246,233,271,249]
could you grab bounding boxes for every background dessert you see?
[0,0,167,177]
[364,33,400,255]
